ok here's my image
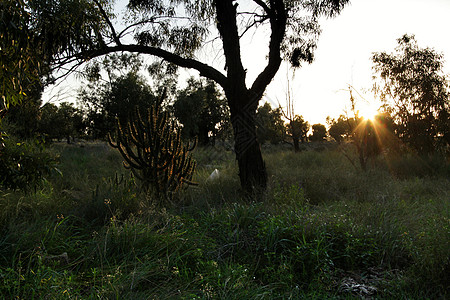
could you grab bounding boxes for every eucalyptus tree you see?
[373,34,450,154]
[278,72,309,151]
[173,77,229,146]
[3,0,350,194]
[256,102,286,145]
[310,123,327,142]
[1,0,42,107]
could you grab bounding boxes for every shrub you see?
[0,136,58,192]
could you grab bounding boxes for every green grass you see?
[0,142,448,298]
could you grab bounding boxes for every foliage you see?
[108,104,197,202]
[372,34,450,154]
[327,115,352,143]
[0,0,42,106]
[256,102,286,145]
[309,123,327,142]
[172,77,230,145]
[352,119,382,170]
[4,100,85,143]
[0,136,58,192]
[2,88,42,139]
[289,115,310,142]
[12,0,350,194]
[38,102,85,143]
[340,88,398,171]
[0,143,449,298]
[79,70,157,139]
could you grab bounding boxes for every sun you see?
[359,103,379,121]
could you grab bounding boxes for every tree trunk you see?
[198,126,210,146]
[290,121,300,152]
[229,95,267,196]
[293,136,300,152]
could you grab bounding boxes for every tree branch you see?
[250,0,287,99]
[215,0,246,92]
[80,44,227,88]
[239,14,269,39]
[253,0,271,15]
[92,0,121,45]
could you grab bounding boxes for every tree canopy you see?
[327,115,352,144]
[1,0,41,107]
[79,70,157,139]
[372,34,450,154]
[173,77,229,145]
[310,123,327,142]
[256,102,286,145]
[2,0,350,194]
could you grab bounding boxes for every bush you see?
[0,136,59,192]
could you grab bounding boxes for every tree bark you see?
[229,93,267,195]
[293,136,300,152]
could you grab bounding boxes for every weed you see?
[0,143,448,298]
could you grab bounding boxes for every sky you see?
[43,0,450,126]
[262,0,450,125]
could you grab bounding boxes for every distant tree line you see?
[2,33,448,161]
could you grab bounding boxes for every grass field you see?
[0,141,449,299]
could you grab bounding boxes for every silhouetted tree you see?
[256,102,286,145]
[173,77,229,146]
[79,71,157,139]
[58,102,85,143]
[327,115,352,143]
[310,123,327,142]
[373,34,450,154]
[278,69,309,151]
[38,103,61,141]
[289,115,309,147]
[5,0,350,194]
[340,87,398,171]
[2,82,43,139]
[38,102,85,143]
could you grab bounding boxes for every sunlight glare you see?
[359,103,379,121]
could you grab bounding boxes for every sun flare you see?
[359,103,379,121]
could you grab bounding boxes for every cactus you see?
[108,104,197,202]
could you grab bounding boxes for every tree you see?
[327,115,351,143]
[256,102,286,145]
[337,87,397,171]
[1,0,42,107]
[37,102,86,143]
[372,34,450,154]
[288,115,309,146]
[173,77,229,145]
[278,69,309,151]
[2,87,42,139]
[58,102,85,143]
[310,123,327,142]
[9,0,350,194]
[38,103,62,140]
[79,71,157,139]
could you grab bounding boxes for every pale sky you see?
[43,0,450,126]
[266,0,450,124]
[263,0,450,125]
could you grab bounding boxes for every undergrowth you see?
[0,142,448,299]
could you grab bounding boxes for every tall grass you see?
[0,142,448,298]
